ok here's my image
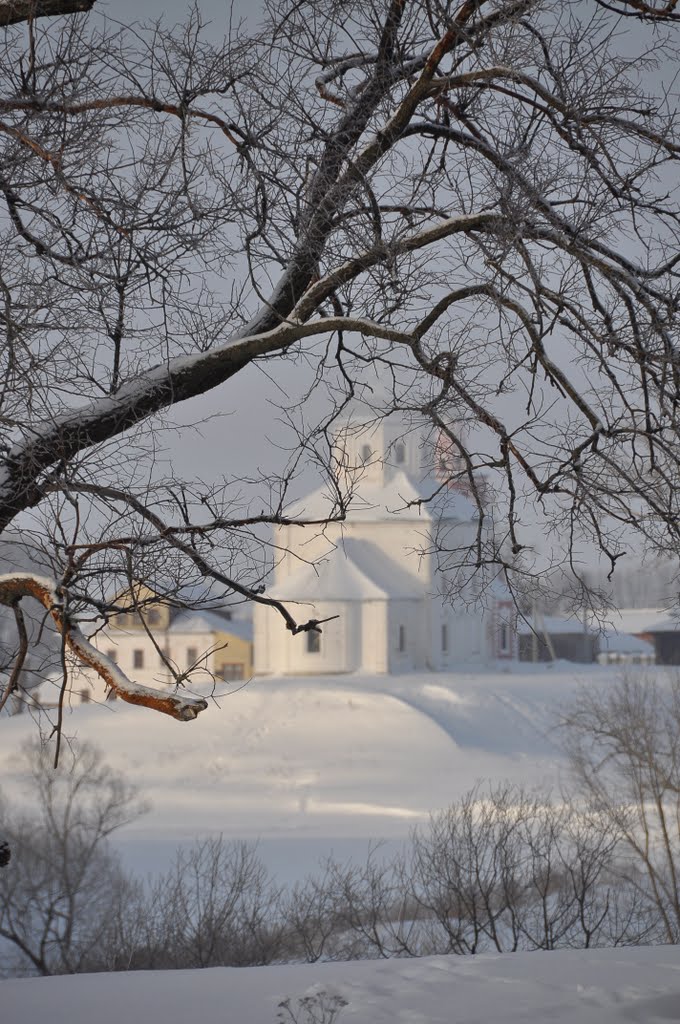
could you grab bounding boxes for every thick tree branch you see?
[0,574,208,721]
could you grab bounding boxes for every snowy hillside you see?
[0,663,628,874]
[3,946,680,1024]
[2,663,678,1023]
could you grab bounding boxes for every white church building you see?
[254,417,515,675]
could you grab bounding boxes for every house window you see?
[133,649,144,669]
[186,647,198,668]
[80,689,90,704]
[441,624,448,653]
[106,648,117,663]
[361,444,372,462]
[307,631,321,654]
[395,443,406,464]
[147,609,160,626]
[221,663,245,681]
[398,625,406,652]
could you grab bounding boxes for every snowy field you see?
[2,662,679,1023]
[0,663,608,874]
[3,946,680,1024]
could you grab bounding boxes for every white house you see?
[254,417,515,675]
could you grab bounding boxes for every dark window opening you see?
[221,663,245,681]
[441,624,448,653]
[398,625,406,652]
[106,648,117,663]
[361,444,372,462]
[395,443,406,464]
[186,646,198,668]
[307,631,321,654]
[133,649,144,669]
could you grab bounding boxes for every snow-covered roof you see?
[599,632,654,654]
[340,539,424,599]
[637,616,680,635]
[266,547,389,602]
[167,610,253,641]
[601,608,676,636]
[286,470,477,525]
[517,615,597,637]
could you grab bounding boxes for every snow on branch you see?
[0,573,207,722]
[0,0,95,26]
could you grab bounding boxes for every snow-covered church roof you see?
[267,540,424,603]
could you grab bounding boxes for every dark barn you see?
[518,616,599,664]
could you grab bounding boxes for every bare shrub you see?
[0,741,144,976]
[559,674,680,943]
[132,837,284,970]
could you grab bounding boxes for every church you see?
[254,417,515,675]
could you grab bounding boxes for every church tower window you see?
[398,625,406,652]
[395,443,405,464]
[307,631,321,653]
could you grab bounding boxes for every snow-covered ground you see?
[0,663,601,873]
[2,662,678,1023]
[3,946,680,1024]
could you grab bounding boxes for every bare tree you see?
[0,1,680,727]
[559,673,680,943]
[134,837,284,969]
[0,740,144,976]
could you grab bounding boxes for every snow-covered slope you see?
[4,946,680,1024]
[0,664,623,873]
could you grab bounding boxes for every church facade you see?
[254,418,515,676]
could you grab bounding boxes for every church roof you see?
[267,547,387,602]
[266,541,424,603]
[340,539,424,598]
[287,470,477,524]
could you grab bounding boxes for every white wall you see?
[96,627,218,687]
[255,600,364,675]
[387,600,426,674]
[361,601,389,673]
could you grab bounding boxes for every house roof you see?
[599,632,654,654]
[517,615,597,637]
[601,608,674,636]
[167,610,253,641]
